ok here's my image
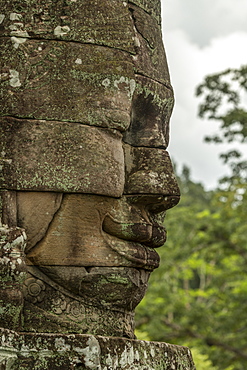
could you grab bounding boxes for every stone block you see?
[0,38,134,129]
[16,192,63,252]
[0,118,125,196]
[24,194,160,270]
[130,4,170,85]
[0,328,196,369]
[0,0,136,52]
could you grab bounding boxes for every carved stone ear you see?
[16,192,63,253]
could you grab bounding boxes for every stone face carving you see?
[0,0,180,338]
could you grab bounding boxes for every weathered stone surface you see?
[0,38,135,128]
[124,75,174,148]
[0,190,17,227]
[124,145,180,198]
[0,0,136,52]
[36,266,149,312]
[0,117,125,195]
[0,329,196,370]
[0,226,27,331]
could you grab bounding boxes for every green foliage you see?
[135,169,247,370]
[189,348,218,370]
[196,65,247,182]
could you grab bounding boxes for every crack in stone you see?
[123,142,167,150]
[0,116,126,134]
[129,6,154,51]
[134,72,173,91]
[0,35,136,56]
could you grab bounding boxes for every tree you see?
[196,65,247,183]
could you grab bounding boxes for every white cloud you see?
[162,28,247,189]
[162,0,247,46]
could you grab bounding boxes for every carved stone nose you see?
[122,73,178,208]
[124,144,180,199]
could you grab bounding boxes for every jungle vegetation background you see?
[135,65,247,370]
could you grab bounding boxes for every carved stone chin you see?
[23,265,150,338]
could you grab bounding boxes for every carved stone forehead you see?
[0,0,178,197]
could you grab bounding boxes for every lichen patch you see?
[9,12,22,21]
[54,25,70,37]
[9,69,21,87]
[0,14,5,24]
[75,58,82,64]
[81,337,101,369]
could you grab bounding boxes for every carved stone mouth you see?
[103,233,160,271]
[102,213,166,245]
[102,210,167,270]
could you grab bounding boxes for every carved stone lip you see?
[102,204,166,269]
[103,233,160,271]
[143,222,167,248]
[102,214,167,248]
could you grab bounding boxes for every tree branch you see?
[162,318,247,360]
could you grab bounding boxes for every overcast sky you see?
[161,0,247,189]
